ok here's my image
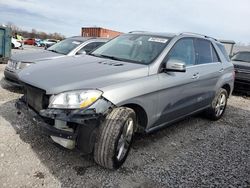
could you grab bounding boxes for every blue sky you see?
[0,0,250,43]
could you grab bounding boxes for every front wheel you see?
[205,88,228,120]
[94,107,136,169]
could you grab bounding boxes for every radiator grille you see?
[25,85,49,112]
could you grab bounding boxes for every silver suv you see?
[16,32,234,169]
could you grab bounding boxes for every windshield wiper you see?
[90,53,142,64]
[47,49,60,54]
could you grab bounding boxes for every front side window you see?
[91,34,170,64]
[195,39,213,64]
[167,38,195,66]
[231,52,250,63]
[78,42,105,54]
[47,39,83,55]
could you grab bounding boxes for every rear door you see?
[193,38,224,105]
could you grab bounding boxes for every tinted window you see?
[195,39,213,64]
[231,52,250,63]
[216,43,230,61]
[167,38,195,66]
[211,45,220,62]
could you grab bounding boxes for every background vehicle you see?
[43,39,59,49]
[4,36,108,86]
[16,32,234,169]
[231,51,250,94]
[24,38,36,45]
[11,37,22,49]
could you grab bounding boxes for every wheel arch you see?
[221,83,231,97]
[121,103,148,132]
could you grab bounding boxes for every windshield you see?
[47,39,83,55]
[232,52,250,63]
[91,34,170,64]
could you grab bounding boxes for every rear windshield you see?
[231,52,250,63]
[216,43,230,62]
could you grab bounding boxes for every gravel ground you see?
[0,47,249,187]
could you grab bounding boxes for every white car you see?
[43,39,59,49]
[11,38,22,49]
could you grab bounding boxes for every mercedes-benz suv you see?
[16,32,234,169]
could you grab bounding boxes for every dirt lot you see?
[0,47,249,187]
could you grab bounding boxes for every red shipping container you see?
[81,27,123,38]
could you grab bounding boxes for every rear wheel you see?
[11,43,15,49]
[94,107,136,169]
[205,88,228,120]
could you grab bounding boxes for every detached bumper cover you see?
[15,97,114,153]
[15,100,77,139]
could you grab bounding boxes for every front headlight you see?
[48,90,103,109]
[7,59,20,69]
[7,60,12,67]
[16,62,32,70]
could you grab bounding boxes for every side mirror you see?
[164,58,186,72]
[76,50,87,55]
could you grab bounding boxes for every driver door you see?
[153,38,202,127]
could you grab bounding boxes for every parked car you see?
[43,39,59,49]
[231,51,250,94]
[11,37,22,49]
[16,32,234,169]
[4,36,108,87]
[24,38,36,45]
[34,39,44,47]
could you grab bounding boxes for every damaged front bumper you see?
[15,97,114,153]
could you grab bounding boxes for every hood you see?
[19,55,149,94]
[11,49,64,62]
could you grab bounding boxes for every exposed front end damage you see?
[15,96,115,154]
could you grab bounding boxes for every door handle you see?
[219,68,224,73]
[192,73,200,79]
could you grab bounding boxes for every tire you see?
[94,107,136,169]
[205,88,228,120]
[11,43,15,49]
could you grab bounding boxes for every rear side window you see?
[211,45,220,62]
[216,43,230,62]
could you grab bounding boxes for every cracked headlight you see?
[48,90,103,109]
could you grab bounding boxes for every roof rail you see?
[180,32,218,41]
[128,31,148,33]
